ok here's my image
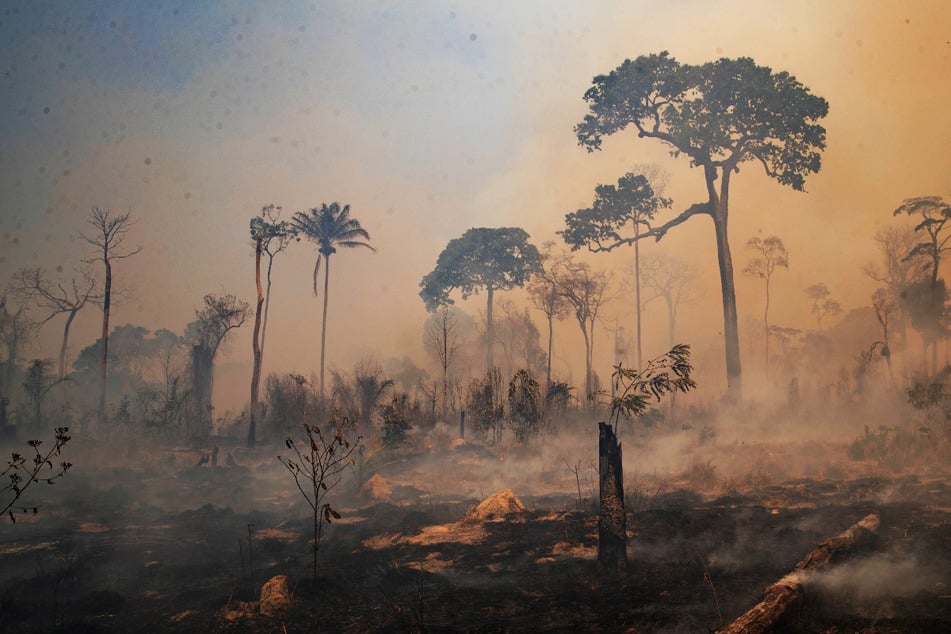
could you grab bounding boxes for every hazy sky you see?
[2,1,950,409]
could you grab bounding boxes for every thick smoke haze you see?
[2,1,950,412]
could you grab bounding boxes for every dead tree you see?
[720,512,880,633]
[81,207,141,423]
[12,267,101,379]
[598,421,626,573]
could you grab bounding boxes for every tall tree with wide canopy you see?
[419,227,542,373]
[576,52,828,398]
[561,171,670,370]
[248,204,292,447]
[292,202,374,399]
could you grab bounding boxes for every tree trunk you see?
[581,326,592,407]
[191,344,215,437]
[598,422,627,574]
[634,223,642,369]
[546,313,553,389]
[485,287,495,373]
[59,309,77,379]
[248,237,264,448]
[99,257,112,423]
[720,513,880,634]
[712,201,742,400]
[319,254,330,399]
[764,276,771,379]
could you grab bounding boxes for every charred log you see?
[720,512,880,633]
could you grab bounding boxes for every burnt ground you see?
[1,435,950,633]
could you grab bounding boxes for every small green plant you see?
[278,417,360,579]
[2,427,72,522]
[609,344,696,427]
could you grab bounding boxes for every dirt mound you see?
[468,488,526,521]
[362,474,392,500]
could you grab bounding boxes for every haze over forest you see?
[2,0,950,416]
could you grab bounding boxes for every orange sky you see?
[1,1,950,411]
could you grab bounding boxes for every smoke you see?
[807,551,945,606]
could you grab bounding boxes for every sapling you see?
[278,417,360,579]
[2,427,72,522]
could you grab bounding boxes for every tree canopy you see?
[561,172,670,252]
[419,227,542,311]
[575,51,828,397]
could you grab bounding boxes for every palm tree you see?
[292,202,374,398]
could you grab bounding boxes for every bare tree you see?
[863,225,928,345]
[424,307,464,416]
[186,294,250,436]
[80,208,141,423]
[527,242,571,389]
[639,252,698,350]
[744,236,789,377]
[554,252,612,407]
[13,267,101,379]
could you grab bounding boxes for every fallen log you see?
[719,512,880,634]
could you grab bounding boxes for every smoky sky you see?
[1,1,950,410]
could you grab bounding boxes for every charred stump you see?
[598,421,627,574]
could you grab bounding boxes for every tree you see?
[640,252,697,348]
[863,225,928,344]
[561,171,670,370]
[419,227,542,373]
[22,359,68,432]
[894,196,951,289]
[871,288,895,378]
[80,207,141,423]
[292,202,374,399]
[744,235,789,377]
[278,418,360,579]
[248,205,293,447]
[554,253,611,407]
[0,294,38,402]
[492,300,546,381]
[894,196,951,370]
[423,306,467,416]
[804,283,841,331]
[527,243,571,389]
[352,358,394,431]
[13,268,100,379]
[576,52,828,398]
[186,294,250,436]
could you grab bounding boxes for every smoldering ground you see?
[1,385,949,632]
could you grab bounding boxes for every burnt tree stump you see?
[598,421,627,574]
